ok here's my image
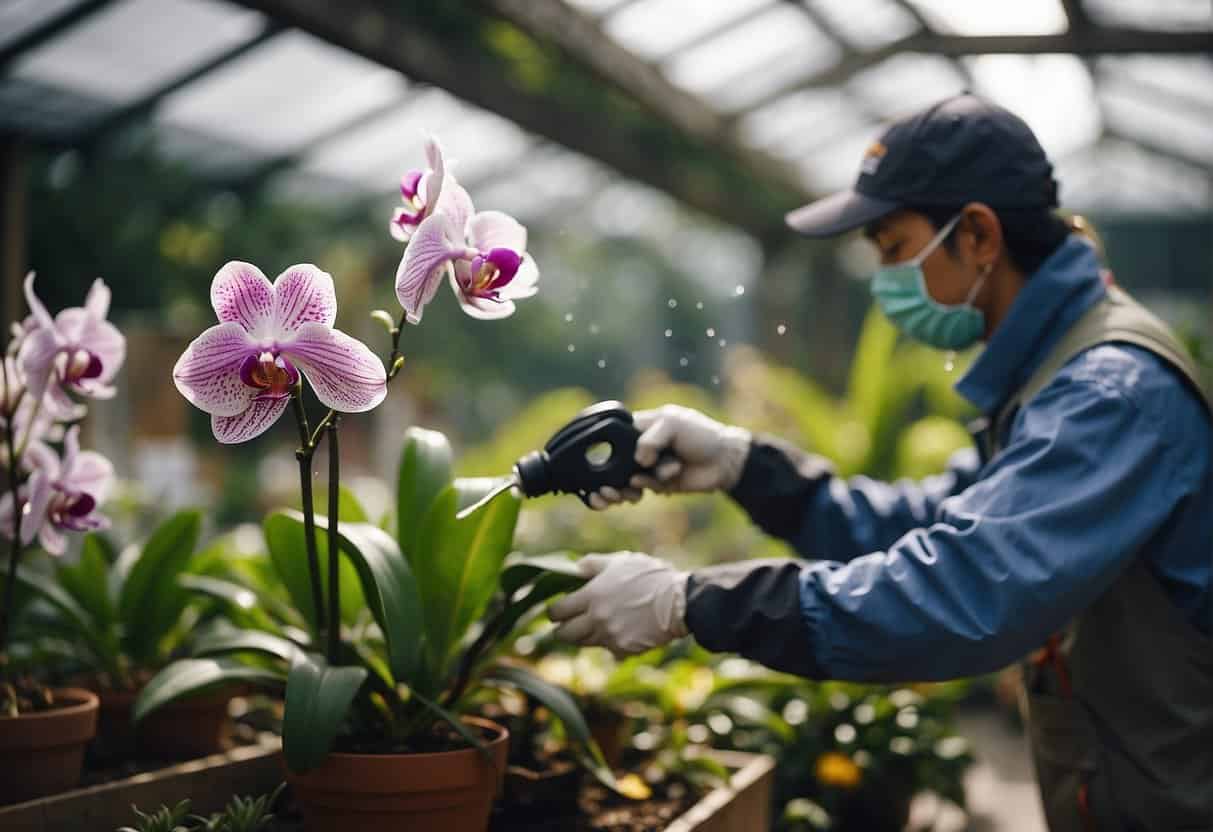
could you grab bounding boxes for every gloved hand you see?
[587,405,752,510]
[548,552,689,656]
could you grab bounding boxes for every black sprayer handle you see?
[514,401,678,507]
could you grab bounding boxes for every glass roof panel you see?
[0,0,81,51]
[1100,83,1213,169]
[965,55,1101,159]
[363,110,532,189]
[796,129,878,192]
[664,4,838,99]
[1057,139,1208,212]
[804,0,919,49]
[1084,0,1213,31]
[604,0,773,61]
[737,90,862,155]
[11,0,264,105]
[562,0,633,16]
[158,31,404,155]
[903,0,1067,35]
[1097,56,1213,111]
[848,54,967,118]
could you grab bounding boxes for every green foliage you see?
[117,799,193,832]
[283,652,368,772]
[116,784,285,832]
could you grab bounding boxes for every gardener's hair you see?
[908,204,1090,277]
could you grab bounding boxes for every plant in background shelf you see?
[136,137,615,832]
[0,274,125,804]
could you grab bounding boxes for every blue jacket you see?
[684,237,1212,681]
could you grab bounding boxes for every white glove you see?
[587,405,751,510]
[548,552,689,656]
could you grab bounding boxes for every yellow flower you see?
[815,752,862,789]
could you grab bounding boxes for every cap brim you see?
[785,189,900,238]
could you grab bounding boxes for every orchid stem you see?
[0,364,23,667]
[291,389,326,641]
[386,310,408,383]
[325,416,341,665]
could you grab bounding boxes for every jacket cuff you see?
[726,434,835,543]
[684,560,825,679]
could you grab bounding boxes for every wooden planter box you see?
[0,740,283,832]
[667,750,775,832]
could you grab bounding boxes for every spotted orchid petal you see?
[211,396,291,445]
[466,210,527,254]
[211,261,275,337]
[395,211,464,324]
[172,322,259,418]
[272,264,337,332]
[283,323,387,413]
[434,180,474,242]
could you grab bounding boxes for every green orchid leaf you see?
[282,652,367,773]
[311,484,369,524]
[493,571,586,647]
[396,427,453,569]
[414,480,520,680]
[263,511,364,634]
[271,510,424,690]
[55,534,115,632]
[407,686,490,760]
[118,510,202,665]
[499,553,583,598]
[134,657,284,722]
[483,663,617,790]
[10,565,113,663]
[192,629,303,664]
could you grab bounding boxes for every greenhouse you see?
[0,1,1210,830]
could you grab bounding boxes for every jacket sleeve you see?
[690,373,1205,681]
[726,433,981,562]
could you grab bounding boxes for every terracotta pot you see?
[96,686,235,759]
[287,716,510,832]
[0,687,98,806]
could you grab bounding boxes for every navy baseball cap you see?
[785,93,1059,237]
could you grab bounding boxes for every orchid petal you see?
[23,471,53,547]
[84,279,112,320]
[467,210,527,254]
[435,180,474,242]
[56,310,125,383]
[172,322,258,417]
[211,396,289,444]
[210,261,274,335]
[23,273,56,333]
[389,208,417,242]
[450,272,517,321]
[283,323,386,413]
[70,451,115,505]
[395,212,460,324]
[503,255,539,299]
[38,522,67,556]
[61,425,80,475]
[17,328,59,405]
[272,264,337,333]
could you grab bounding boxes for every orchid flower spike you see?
[172,262,387,444]
[18,273,126,408]
[388,136,473,245]
[395,209,539,323]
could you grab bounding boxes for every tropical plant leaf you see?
[55,533,115,632]
[134,657,284,722]
[282,653,367,773]
[492,571,585,648]
[192,629,303,664]
[396,427,453,569]
[311,484,369,524]
[483,663,617,790]
[10,564,114,664]
[263,511,364,634]
[271,510,425,691]
[118,510,202,665]
[499,553,583,598]
[413,481,520,681]
[178,573,281,632]
[406,686,491,760]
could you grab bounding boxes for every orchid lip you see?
[400,169,423,200]
[238,351,299,397]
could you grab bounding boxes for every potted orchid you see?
[135,138,608,832]
[0,274,124,804]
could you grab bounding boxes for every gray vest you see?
[982,286,1213,832]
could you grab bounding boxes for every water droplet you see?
[696,301,704,310]
[589,323,600,335]
[664,328,673,338]
[567,344,576,352]
[597,358,607,369]
[734,285,745,296]
[667,298,678,309]
[776,323,787,335]
[564,313,574,323]
[679,356,689,367]
[705,327,716,338]
[719,339,727,348]
[711,375,720,385]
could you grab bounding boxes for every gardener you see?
[548,93,1212,831]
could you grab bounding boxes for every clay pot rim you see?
[323,716,508,764]
[0,687,99,722]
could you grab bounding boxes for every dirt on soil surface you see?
[489,775,701,832]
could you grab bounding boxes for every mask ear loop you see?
[944,262,993,372]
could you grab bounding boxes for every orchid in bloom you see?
[396,208,538,323]
[18,273,126,409]
[0,426,113,555]
[388,137,473,244]
[173,262,387,444]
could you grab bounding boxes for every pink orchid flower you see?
[388,137,473,244]
[18,273,126,408]
[172,262,387,444]
[395,209,539,323]
[0,426,113,555]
